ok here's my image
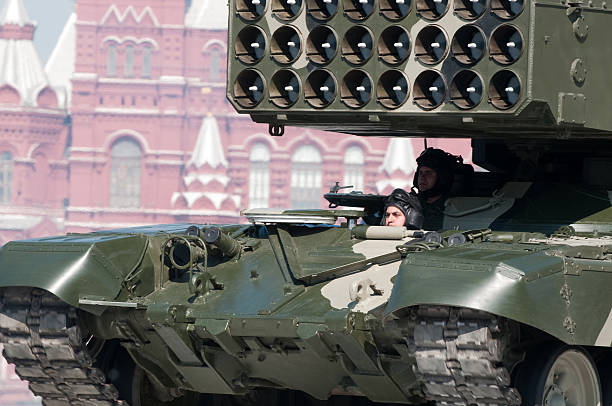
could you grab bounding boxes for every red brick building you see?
[0,0,473,244]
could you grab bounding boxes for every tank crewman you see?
[382,188,424,229]
[413,148,463,230]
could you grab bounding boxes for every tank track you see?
[0,287,124,406]
[404,305,522,406]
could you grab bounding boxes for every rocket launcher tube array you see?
[228,0,612,136]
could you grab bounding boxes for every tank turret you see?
[228,0,612,139]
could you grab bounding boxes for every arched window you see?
[210,47,221,82]
[248,143,270,208]
[143,46,152,78]
[110,138,141,208]
[125,45,134,77]
[0,152,12,204]
[107,44,117,76]
[291,145,322,209]
[343,145,365,192]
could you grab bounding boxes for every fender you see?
[384,244,612,346]
[0,234,148,314]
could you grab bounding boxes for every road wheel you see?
[516,345,601,406]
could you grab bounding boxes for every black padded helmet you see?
[413,148,463,199]
[382,188,424,229]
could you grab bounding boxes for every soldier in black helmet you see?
[382,188,424,229]
[413,148,463,230]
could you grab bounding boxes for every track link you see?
[0,287,124,406]
[404,306,521,406]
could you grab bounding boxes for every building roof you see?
[185,0,228,30]
[187,114,228,169]
[0,0,53,107]
[45,12,76,109]
[0,0,32,27]
[0,39,49,106]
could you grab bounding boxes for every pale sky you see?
[21,0,76,63]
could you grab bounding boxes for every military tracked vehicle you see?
[2,0,612,405]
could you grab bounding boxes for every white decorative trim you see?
[94,107,160,115]
[159,76,186,84]
[104,129,150,153]
[68,157,107,164]
[240,133,279,151]
[336,137,377,156]
[33,84,60,109]
[26,142,40,159]
[100,5,160,27]
[65,206,242,217]
[284,131,329,156]
[0,105,64,115]
[202,39,227,53]
[97,77,157,85]
[144,159,183,166]
[72,72,99,80]
[70,147,185,157]
[100,36,159,51]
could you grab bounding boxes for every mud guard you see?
[0,235,148,314]
[384,251,612,346]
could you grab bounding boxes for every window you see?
[143,46,152,78]
[343,145,364,192]
[248,143,270,208]
[107,44,117,76]
[0,152,12,204]
[110,138,141,208]
[210,48,221,82]
[125,45,134,77]
[291,145,322,209]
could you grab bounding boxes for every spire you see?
[0,0,51,107]
[0,0,33,27]
[45,12,76,109]
[379,138,418,175]
[185,0,228,30]
[187,114,228,169]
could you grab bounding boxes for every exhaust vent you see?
[236,0,267,20]
[413,70,446,110]
[341,70,372,108]
[234,69,266,108]
[343,0,375,21]
[270,69,301,108]
[306,25,338,65]
[451,25,486,65]
[272,0,304,20]
[450,70,483,109]
[305,69,337,108]
[235,26,267,65]
[307,0,339,20]
[377,70,410,109]
[490,25,523,65]
[378,26,411,65]
[342,26,374,65]
[271,26,303,64]
[415,25,448,65]
[380,0,412,20]
[489,70,521,109]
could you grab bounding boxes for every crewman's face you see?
[418,166,438,192]
[384,205,405,227]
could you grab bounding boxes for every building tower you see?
[0,0,69,245]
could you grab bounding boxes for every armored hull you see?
[2,181,612,405]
